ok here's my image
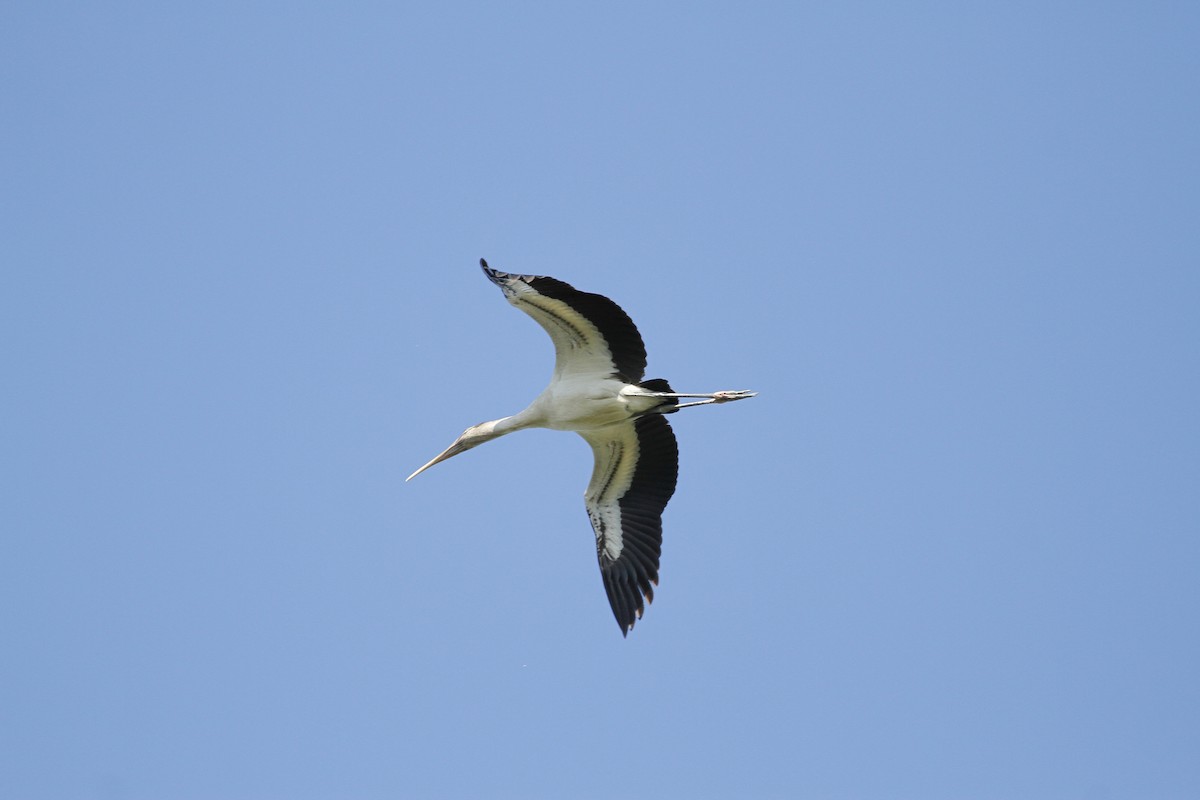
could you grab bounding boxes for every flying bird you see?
[407,259,756,635]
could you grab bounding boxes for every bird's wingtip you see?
[479,257,488,268]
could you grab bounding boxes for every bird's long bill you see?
[405,437,470,482]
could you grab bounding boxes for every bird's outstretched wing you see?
[480,259,647,383]
[579,414,679,635]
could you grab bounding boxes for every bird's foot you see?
[712,390,757,403]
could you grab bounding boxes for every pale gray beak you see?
[406,437,471,482]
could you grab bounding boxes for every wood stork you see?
[407,259,756,635]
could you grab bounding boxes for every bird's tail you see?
[638,378,679,414]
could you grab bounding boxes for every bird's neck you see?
[491,412,532,437]
[491,403,548,437]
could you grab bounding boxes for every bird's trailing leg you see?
[652,390,758,409]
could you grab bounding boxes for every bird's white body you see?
[407,259,756,636]
[519,378,666,432]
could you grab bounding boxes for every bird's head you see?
[406,420,502,482]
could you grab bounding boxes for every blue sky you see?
[3,3,1198,798]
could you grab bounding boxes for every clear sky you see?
[3,3,1198,799]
